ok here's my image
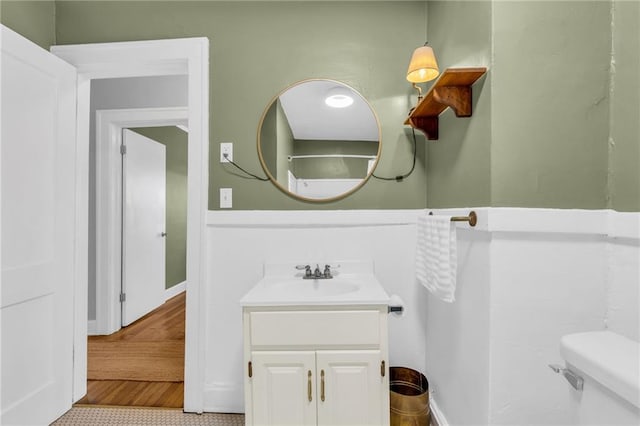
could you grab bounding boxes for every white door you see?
[121,129,166,326]
[317,350,386,426]
[1,25,77,425]
[251,351,317,426]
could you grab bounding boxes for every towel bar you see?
[429,210,477,227]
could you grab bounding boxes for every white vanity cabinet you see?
[243,307,390,426]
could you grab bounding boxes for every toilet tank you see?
[560,331,640,426]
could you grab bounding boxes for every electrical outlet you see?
[220,142,233,163]
[220,188,232,209]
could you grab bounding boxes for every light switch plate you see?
[220,188,232,208]
[220,142,233,163]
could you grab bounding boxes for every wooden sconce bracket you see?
[432,86,472,117]
[409,116,438,140]
[405,67,486,140]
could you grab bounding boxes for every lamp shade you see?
[406,45,440,83]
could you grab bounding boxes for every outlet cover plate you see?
[220,142,233,163]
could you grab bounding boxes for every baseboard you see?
[430,395,448,426]
[87,320,97,336]
[203,382,244,413]
[165,281,186,300]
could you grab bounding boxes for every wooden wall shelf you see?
[405,67,487,140]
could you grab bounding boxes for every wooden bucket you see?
[390,367,430,426]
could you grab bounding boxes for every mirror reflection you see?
[257,79,380,201]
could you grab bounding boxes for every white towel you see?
[416,212,457,302]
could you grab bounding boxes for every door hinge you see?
[119,293,126,303]
[248,361,253,378]
[120,145,127,155]
[381,360,386,377]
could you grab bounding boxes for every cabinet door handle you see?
[320,369,325,402]
[308,370,312,402]
[381,360,386,377]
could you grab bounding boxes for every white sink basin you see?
[240,261,390,307]
[268,277,361,297]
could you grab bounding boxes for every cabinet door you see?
[317,350,387,426]
[251,351,317,426]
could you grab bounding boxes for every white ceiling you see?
[278,80,379,142]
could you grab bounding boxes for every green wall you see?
[492,0,610,209]
[609,0,640,211]
[5,1,638,212]
[427,0,638,211]
[55,1,428,210]
[132,127,188,290]
[0,0,55,49]
[426,1,492,208]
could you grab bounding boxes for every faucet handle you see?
[323,264,336,278]
[323,265,330,276]
[296,264,313,277]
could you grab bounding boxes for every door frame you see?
[51,38,209,413]
[94,107,188,335]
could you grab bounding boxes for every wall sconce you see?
[406,43,440,103]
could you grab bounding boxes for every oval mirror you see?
[257,79,381,202]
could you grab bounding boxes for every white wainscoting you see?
[201,208,638,419]
[424,221,492,425]
[606,238,640,341]
[203,209,424,412]
[425,208,639,426]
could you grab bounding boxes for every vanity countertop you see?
[240,261,390,307]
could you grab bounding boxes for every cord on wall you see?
[371,128,418,182]
[222,154,270,181]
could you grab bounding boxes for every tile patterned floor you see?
[51,407,245,426]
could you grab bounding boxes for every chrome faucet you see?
[296,264,334,279]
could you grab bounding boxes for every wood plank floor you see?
[78,292,185,408]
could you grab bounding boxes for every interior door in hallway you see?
[121,129,166,326]
[1,25,77,425]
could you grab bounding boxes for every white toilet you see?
[558,331,640,425]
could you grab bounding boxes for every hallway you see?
[78,292,185,408]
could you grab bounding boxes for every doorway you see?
[51,37,209,413]
[85,122,189,408]
[91,105,189,335]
